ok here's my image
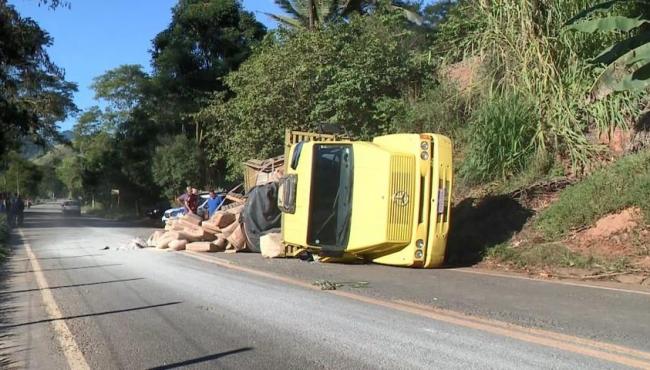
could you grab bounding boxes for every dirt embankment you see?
[446,182,649,286]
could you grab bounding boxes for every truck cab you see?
[279,133,452,268]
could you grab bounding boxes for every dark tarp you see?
[242,182,281,252]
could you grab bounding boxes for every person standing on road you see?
[206,190,221,219]
[185,188,199,215]
[177,186,191,208]
[6,193,16,227]
[14,195,25,226]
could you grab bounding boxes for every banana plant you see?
[565,0,650,100]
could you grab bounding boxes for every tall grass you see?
[434,0,646,172]
[461,92,537,183]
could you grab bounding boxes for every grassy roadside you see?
[535,150,650,239]
[476,150,650,275]
[0,214,9,263]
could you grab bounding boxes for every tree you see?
[267,0,425,30]
[150,0,266,141]
[152,135,201,199]
[422,0,455,28]
[56,155,83,198]
[0,2,77,157]
[33,144,74,198]
[566,0,650,100]
[91,64,149,114]
[82,66,162,209]
[199,10,430,176]
[0,152,43,197]
[268,0,342,29]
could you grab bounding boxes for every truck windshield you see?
[307,144,353,254]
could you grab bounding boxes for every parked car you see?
[145,200,171,220]
[161,193,225,223]
[161,206,187,223]
[61,200,81,216]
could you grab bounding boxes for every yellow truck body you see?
[279,132,452,268]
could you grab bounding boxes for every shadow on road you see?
[11,254,106,262]
[20,207,155,230]
[14,263,122,274]
[147,347,254,370]
[0,301,182,329]
[445,195,533,267]
[0,277,145,295]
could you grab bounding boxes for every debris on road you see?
[169,239,187,251]
[313,280,339,290]
[312,280,370,290]
[260,231,283,258]
[129,237,148,249]
[187,241,220,252]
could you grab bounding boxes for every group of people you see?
[176,187,222,219]
[0,193,26,227]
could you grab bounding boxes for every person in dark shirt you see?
[185,188,199,215]
[177,186,191,208]
[14,195,25,226]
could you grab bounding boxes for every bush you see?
[460,93,538,183]
[535,150,650,238]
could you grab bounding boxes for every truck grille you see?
[387,154,415,242]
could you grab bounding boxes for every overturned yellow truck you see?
[278,130,452,268]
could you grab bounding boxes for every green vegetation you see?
[487,242,597,270]
[460,93,538,183]
[0,2,76,157]
[535,150,650,239]
[437,0,645,172]
[565,0,650,100]
[0,152,43,197]
[152,135,202,199]
[199,8,431,174]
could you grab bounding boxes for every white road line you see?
[18,229,90,370]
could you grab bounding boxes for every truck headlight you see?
[416,239,424,249]
[420,141,429,151]
[415,250,424,259]
[420,151,429,160]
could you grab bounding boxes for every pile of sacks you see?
[146,205,247,253]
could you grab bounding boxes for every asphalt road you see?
[1,204,649,369]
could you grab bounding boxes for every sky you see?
[9,0,282,131]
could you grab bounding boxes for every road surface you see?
[1,204,649,369]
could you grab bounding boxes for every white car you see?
[161,193,214,223]
[61,200,81,216]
